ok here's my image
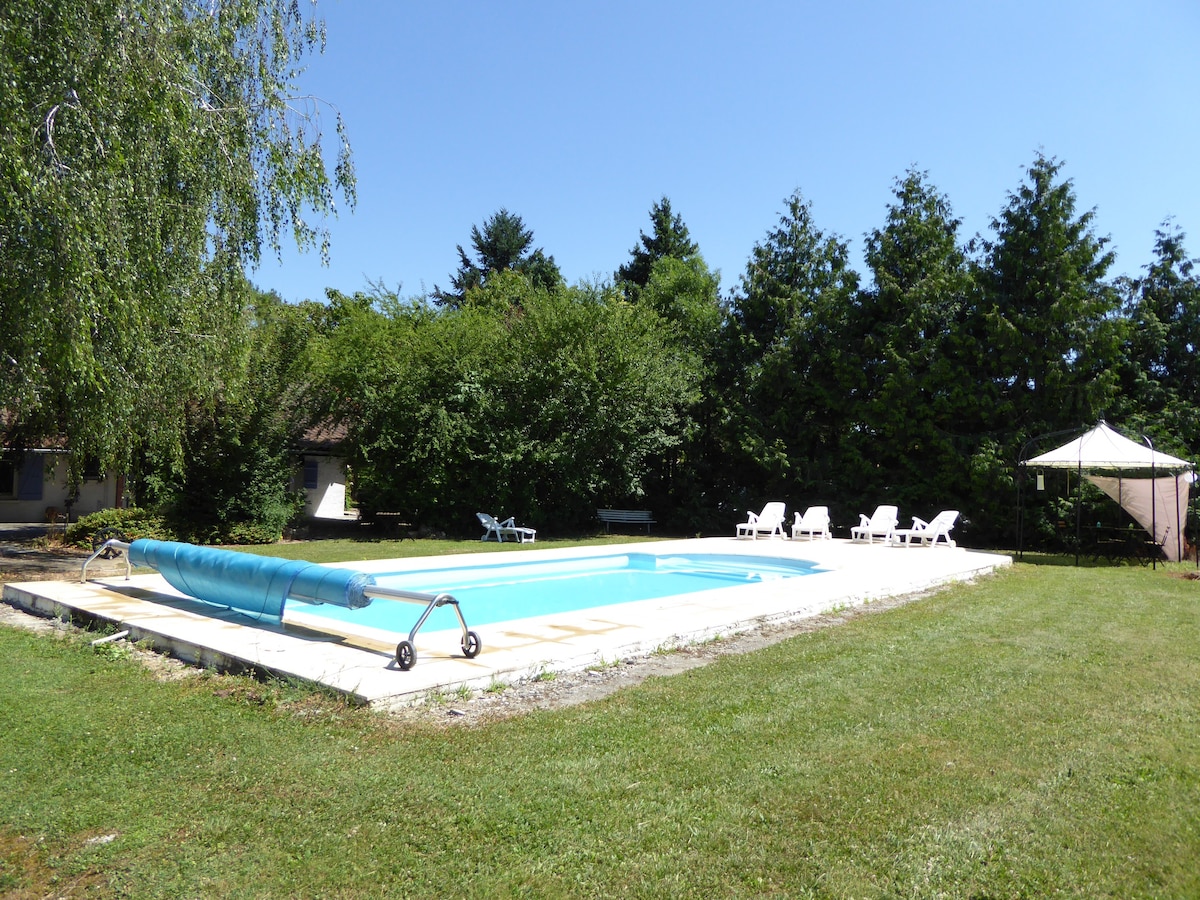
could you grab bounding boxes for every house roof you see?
[1,410,67,451]
[297,419,349,453]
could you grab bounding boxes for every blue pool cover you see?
[127,539,375,620]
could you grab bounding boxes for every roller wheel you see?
[462,630,482,659]
[93,527,127,559]
[395,640,416,670]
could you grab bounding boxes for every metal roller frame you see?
[362,585,482,670]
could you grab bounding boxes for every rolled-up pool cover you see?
[127,539,375,619]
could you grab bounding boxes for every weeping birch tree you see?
[0,0,354,477]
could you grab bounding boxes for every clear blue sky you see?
[253,0,1200,303]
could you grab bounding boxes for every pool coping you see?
[2,538,1011,707]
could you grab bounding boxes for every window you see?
[82,457,103,481]
[0,458,15,499]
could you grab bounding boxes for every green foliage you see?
[313,290,506,525]
[65,507,174,547]
[1116,223,1200,451]
[974,154,1122,439]
[639,255,723,355]
[494,281,700,527]
[314,277,699,532]
[141,292,318,544]
[636,255,728,530]
[855,169,979,514]
[724,189,863,505]
[713,160,1170,546]
[434,208,562,308]
[616,195,700,293]
[0,0,354,478]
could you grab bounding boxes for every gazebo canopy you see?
[1022,421,1195,562]
[1025,421,1192,471]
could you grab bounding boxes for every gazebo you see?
[1019,421,1195,564]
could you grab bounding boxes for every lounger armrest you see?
[746,512,760,523]
[910,517,929,530]
[500,516,516,527]
[858,514,870,527]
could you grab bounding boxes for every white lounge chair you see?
[791,506,831,540]
[850,505,899,544]
[477,512,537,543]
[891,510,958,548]
[736,502,787,540]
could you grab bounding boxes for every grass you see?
[1,556,1199,897]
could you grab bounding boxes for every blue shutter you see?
[17,453,44,501]
[303,458,319,490]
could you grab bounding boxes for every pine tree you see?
[973,154,1121,437]
[616,197,699,292]
[434,209,561,308]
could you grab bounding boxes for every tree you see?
[636,255,726,529]
[724,190,861,503]
[493,281,701,528]
[0,0,355,478]
[1117,223,1200,451]
[145,290,320,543]
[616,196,700,293]
[973,154,1121,439]
[966,154,1123,544]
[434,208,561,307]
[639,256,723,361]
[856,169,977,511]
[312,274,699,533]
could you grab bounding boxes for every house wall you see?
[2,449,354,524]
[0,451,121,523]
[301,454,354,520]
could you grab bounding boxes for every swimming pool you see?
[27,536,1010,699]
[287,551,823,633]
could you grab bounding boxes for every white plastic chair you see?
[477,512,537,543]
[891,510,958,548]
[850,505,899,544]
[791,506,831,540]
[736,502,787,540]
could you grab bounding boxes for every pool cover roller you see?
[127,539,375,620]
[85,538,482,668]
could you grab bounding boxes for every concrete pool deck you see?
[2,538,1010,707]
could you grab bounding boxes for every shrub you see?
[66,508,175,549]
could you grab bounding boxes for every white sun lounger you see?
[736,502,787,540]
[791,506,831,540]
[477,512,537,543]
[891,510,958,548]
[850,505,899,544]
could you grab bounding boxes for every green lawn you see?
[2,556,1198,897]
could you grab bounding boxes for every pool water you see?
[288,552,822,633]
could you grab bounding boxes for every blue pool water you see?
[288,552,822,633]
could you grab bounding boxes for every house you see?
[294,420,357,521]
[0,446,125,523]
[1,418,355,525]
